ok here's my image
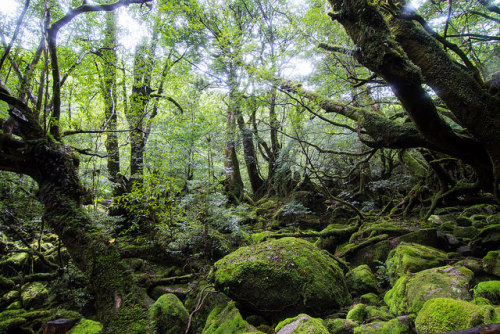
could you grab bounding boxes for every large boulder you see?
[415,298,498,334]
[149,293,189,334]
[384,265,473,315]
[275,314,329,334]
[21,281,49,309]
[212,237,351,318]
[470,224,500,256]
[385,243,447,283]
[201,301,262,334]
[473,281,500,304]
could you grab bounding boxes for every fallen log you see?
[443,323,500,334]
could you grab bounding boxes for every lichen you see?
[415,298,497,334]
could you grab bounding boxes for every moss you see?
[0,275,14,290]
[456,258,483,274]
[359,293,379,305]
[346,304,392,323]
[0,252,29,275]
[397,228,439,248]
[453,226,479,240]
[326,318,358,334]
[6,301,22,310]
[21,282,48,309]
[385,243,447,283]
[68,318,103,334]
[275,314,328,334]
[415,298,496,333]
[470,224,500,256]
[346,265,379,296]
[250,231,271,244]
[483,250,500,276]
[0,317,28,334]
[149,293,189,334]
[212,237,351,318]
[474,281,500,304]
[384,265,473,315]
[201,301,262,334]
[353,316,411,334]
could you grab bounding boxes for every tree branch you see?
[0,0,30,70]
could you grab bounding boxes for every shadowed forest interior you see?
[0,0,499,333]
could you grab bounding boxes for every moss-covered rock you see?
[212,237,351,318]
[346,265,379,296]
[68,318,103,334]
[201,301,262,334]
[346,304,392,323]
[21,281,48,309]
[359,293,379,305]
[0,275,14,291]
[384,265,473,315]
[456,258,484,274]
[483,250,500,277]
[348,240,391,271]
[326,318,358,334]
[385,243,447,283]
[353,316,411,334]
[453,226,480,240]
[0,251,29,275]
[149,293,189,334]
[474,281,500,304]
[397,228,439,248]
[415,298,497,334]
[275,314,328,334]
[470,224,500,256]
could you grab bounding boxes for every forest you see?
[0,0,499,333]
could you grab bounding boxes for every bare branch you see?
[0,0,30,70]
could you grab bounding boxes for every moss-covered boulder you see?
[68,318,103,334]
[474,281,500,304]
[275,314,328,334]
[470,224,500,256]
[149,293,189,334]
[212,237,351,318]
[385,243,447,283]
[415,298,498,334]
[359,293,379,305]
[384,265,473,315]
[21,281,49,309]
[353,316,412,334]
[201,301,262,334]
[346,265,379,296]
[483,250,500,277]
[326,318,358,334]
[346,304,392,323]
[0,251,29,275]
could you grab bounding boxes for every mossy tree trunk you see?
[325,0,499,198]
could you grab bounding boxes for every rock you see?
[483,250,500,277]
[150,285,189,301]
[385,243,447,283]
[474,281,500,304]
[1,290,19,308]
[470,224,500,256]
[456,258,484,274]
[212,237,351,318]
[352,316,412,334]
[346,304,392,323]
[21,281,49,309]
[453,226,480,240]
[346,265,379,296]
[415,298,498,334]
[0,275,14,291]
[397,228,439,248]
[384,265,474,315]
[43,318,79,334]
[347,240,391,271]
[149,293,189,334]
[326,318,358,334]
[275,314,328,334]
[359,293,379,305]
[0,251,29,275]
[68,318,103,334]
[201,301,262,334]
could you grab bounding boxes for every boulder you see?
[415,298,498,334]
[483,250,500,277]
[201,301,262,334]
[473,281,500,304]
[21,281,48,309]
[384,265,473,315]
[68,318,103,334]
[385,243,447,283]
[212,237,351,318]
[326,318,358,334]
[149,293,189,334]
[346,304,392,324]
[346,265,379,296]
[470,224,500,256]
[275,314,328,334]
[352,316,411,334]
